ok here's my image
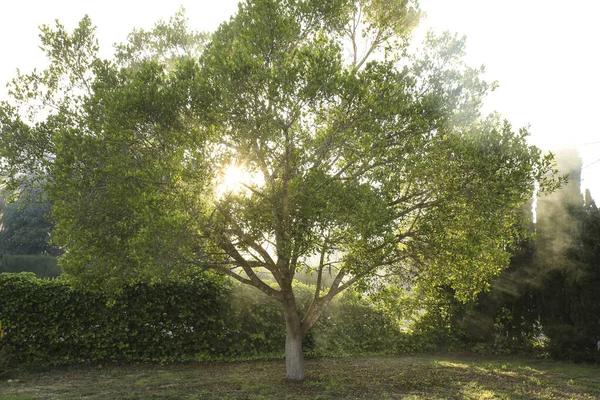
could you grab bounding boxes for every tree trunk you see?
[283,298,305,380]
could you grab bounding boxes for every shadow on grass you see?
[0,355,598,399]
[300,356,599,399]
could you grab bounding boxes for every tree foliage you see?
[114,7,209,68]
[0,0,561,379]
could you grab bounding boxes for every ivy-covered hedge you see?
[0,273,412,366]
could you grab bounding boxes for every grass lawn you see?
[0,354,598,399]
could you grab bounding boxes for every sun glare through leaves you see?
[215,164,264,198]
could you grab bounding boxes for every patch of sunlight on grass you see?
[496,370,517,377]
[460,382,500,400]
[519,365,545,375]
[435,360,470,369]
[472,365,493,375]
[526,375,543,386]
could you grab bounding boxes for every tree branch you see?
[217,235,283,302]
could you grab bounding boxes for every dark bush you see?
[0,255,61,278]
[544,324,600,362]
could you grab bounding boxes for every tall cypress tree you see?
[459,149,600,359]
[535,149,600,361]
[459,199,540,352]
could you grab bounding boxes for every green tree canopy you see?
[0,0,561,379]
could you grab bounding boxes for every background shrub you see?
[311,290,403,356]
[0,255,61,278]
[543,324,600,362]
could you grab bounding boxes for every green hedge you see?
[0,273,228,365]
[0,273,414,366]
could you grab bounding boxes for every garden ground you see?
[0,354,599,399]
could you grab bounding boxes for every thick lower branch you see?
[301,269,357,334]
[218,236,283,301]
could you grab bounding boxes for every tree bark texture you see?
[283,295,305,380]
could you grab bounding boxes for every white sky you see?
[1,0,598,199]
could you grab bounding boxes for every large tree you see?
[0,0,560,379]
